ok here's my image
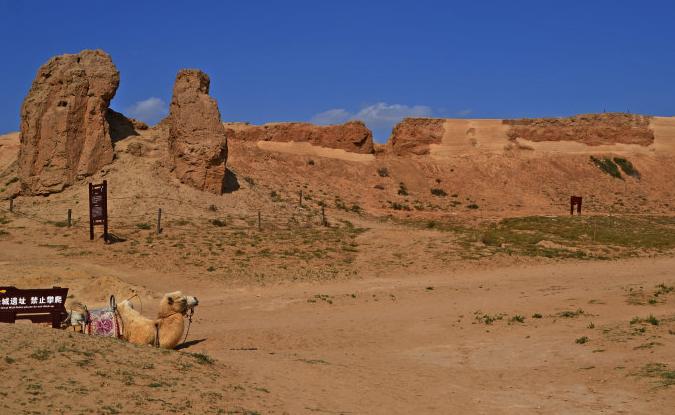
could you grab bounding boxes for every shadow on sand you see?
[175,338,207,350]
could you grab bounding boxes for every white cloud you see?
[125,97,168,125]
[310,108,351,125]
[456,108,473,116]
[309,102,433,141]
[352,102,432,130]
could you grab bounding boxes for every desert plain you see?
[0,50,674,414]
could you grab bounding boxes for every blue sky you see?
[1,1,674,141]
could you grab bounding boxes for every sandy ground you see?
[1,235,674,414]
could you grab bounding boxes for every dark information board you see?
[0,286,69,328]
[89,180,108,242]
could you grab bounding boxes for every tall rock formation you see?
[18,50,119,194]
[168,69,228,194]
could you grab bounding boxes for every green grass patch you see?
[474,311,506,325]
[189,352,214,365]
[590,156,622,179]
[477,215,675,258]
[613,157,640,179]
[634,363,675,388]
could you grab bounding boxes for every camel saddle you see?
[84,295,122,338]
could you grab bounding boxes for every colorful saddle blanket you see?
[85,296,121,338]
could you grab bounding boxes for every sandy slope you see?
[0,132,19,173]
[257,141,375,162]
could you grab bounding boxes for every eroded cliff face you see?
[387,118,445,156]
[18,49,119,194]
[224,121,374,154]
[167,69,228,194]
[503,113,654,146]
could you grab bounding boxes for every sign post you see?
[0,286,69,328]
[89,180,109,242]
[570,196,582,215]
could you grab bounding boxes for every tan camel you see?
[117,291,198,349]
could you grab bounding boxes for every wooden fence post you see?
[322,206,327,226]
[299,190,303,207]
[9,198,13,213]
[67,209,72,227]
[156,208,162,235]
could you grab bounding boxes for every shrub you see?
[646,314,660,326]
[467,203,479,209]
[430,188,447,197]
[613,157,640,178]
[575,336,589,344]
[136,223,152,230]
[389,202,411,211]
[398,182,408,196]
[377,167,389,177]
[335,197,347,210]
[211,219,226,227]
[590,156,622,179]
[374,184,384,190]
[655,283,674,296]
[558,309,584,318]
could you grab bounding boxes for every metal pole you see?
[89,183,94,241]
[157,208,162,235]
[67,209,72,227]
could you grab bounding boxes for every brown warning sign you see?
[89,180,109,242]
[0,286,69,328]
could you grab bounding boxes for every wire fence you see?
[2,192,672,239]
[0,193,331,236]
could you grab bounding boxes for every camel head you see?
[159,291,199,317]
